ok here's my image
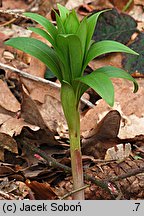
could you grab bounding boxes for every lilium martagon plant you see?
[5,4,138,200]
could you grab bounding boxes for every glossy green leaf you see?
[67,34,83,79]
[64,10,79,33]
[75,72,114,106]
[83,40,139,71]
[28,27,55,46]
[24,12,57,38]
[86,10,109,52]
[76,17,87,57]
[92,66,138,92]
[56,34,70,82]
[5,37,62,81]
[57,3,69,22]
[55,12,66,34]
[56,34,83,82]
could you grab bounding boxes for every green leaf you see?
[56,34,83,82]
[75,71,114,106]
[28,27,55,46]
[24,12,58,38]
[56,34,71,82]
[67,34,83,79]
[86,10,109,52]
[57,3,69,23]
[5,37,62,81]
[64,10,80,33]
[74,65,138,105]
[76,17,87,57]
[83,40,139,71]
[92,66,138,92]
[55,12,66,34]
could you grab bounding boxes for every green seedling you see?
[5,4,138,200]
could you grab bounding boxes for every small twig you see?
[0,62,61,88]
[0,9,26,18]
[18,138,144,196]
[110,166,144,182]
[122,0,133,12]
[16,138,112,195]
[0,189,15,200]
[17,138,71,173]
[60,184,90,200]
[0,18,17,27]
[0,62,95,108]
[0,1,41,18]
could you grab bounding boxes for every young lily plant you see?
[5,4,138,200]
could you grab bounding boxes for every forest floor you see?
[0,0,144,200]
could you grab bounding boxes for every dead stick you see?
[17,138,112,195]
[0,62,61,88]
[110,166,144,182]
[0,62,95,108]
[0,9,25,18]
[0,190,15,200]
[0,18,17,27]
[17,138,71,173]
[60,184,90,200]
[18,138,144,195]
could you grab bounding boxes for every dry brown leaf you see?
[89,53,123,72]
[0,105,16,125]
[134,0,144,6]
[88,0,113,10]
[21,91,65,133]
[129,5,144,22]
[82,110,121,139]
[36,94,66,133]
[66,0,113,11]
[0,132,18,161]
[21,91,47,130]
[77,4,94,16]
[16,181,34,199]
[105,143,132,160]
[82,110,121,159]
[0,102,39,137]
[25,180,58,200]
[0,164,16,177]
[0,32,9,48]
[23,80,60,104]
[0,117,39,137]
[1,0,28,10]
[65,0,85,9]
[0,80,20,112]
[119,115,144,138]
